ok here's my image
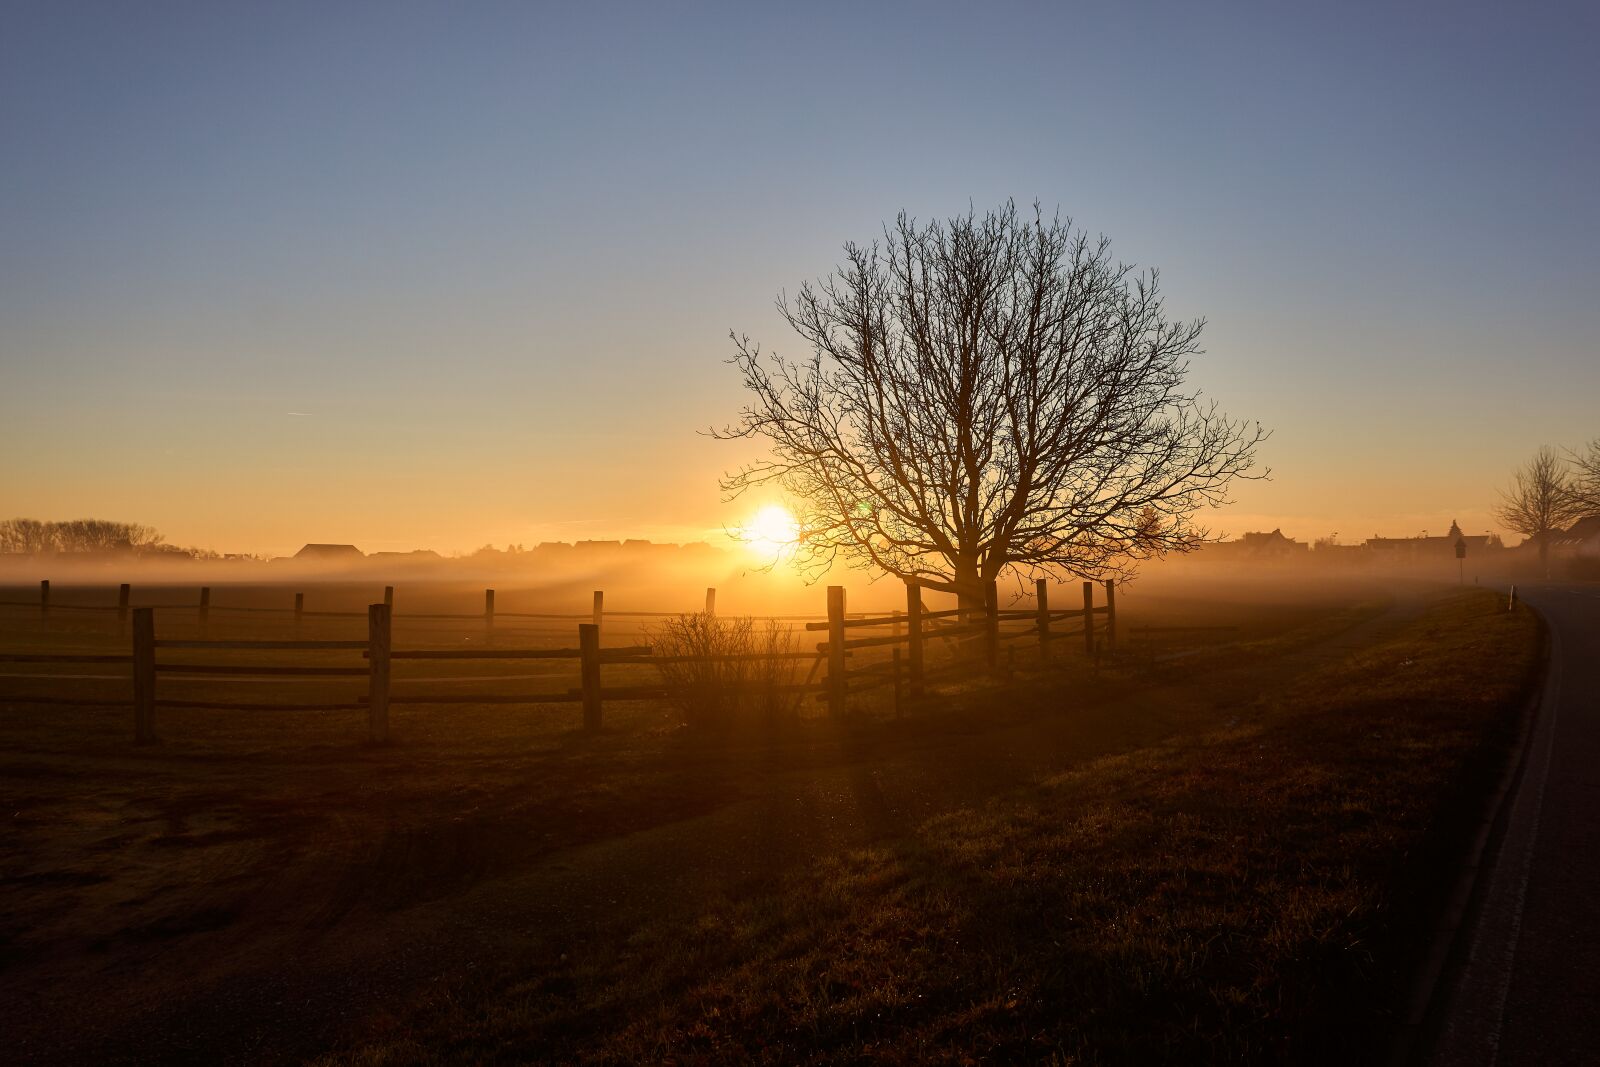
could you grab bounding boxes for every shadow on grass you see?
[311,591,1539,1065]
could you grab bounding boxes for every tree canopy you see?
[718,201,1266,596]
[0,518,165,555]
[1495,446,1586,575]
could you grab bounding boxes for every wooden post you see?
[983,580,1000,674]
[906,580,924,698]
[383,585,394,610]
[39,579,49,622]
[1103,579,1117,651]
[1036,579,1051,663]
[132,608,156,744]
[579,623,602,731]
[592,590,603,629]
[826,586,846,717]
[892,647,903,718]
[198,586,211,638]
[117,583,131,637]
[705,587,716,616]
[1082,581,1096,659]
[367,603,391,744]
[484,588,495,643]
[293,592,305,636]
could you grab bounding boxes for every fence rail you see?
[0,652,135,664]
[0,581,850,630]
[1,575,1117,745]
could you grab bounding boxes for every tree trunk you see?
[952,557,985,616]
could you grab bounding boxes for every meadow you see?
[0,577,1540,1063]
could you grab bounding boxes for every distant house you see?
[1236,528,1309,557]
[1552,515,1600,558]
[367,549,442,562]
[1204,528,1308,561]
[294,543,364,562]
[1365,520,1499,560]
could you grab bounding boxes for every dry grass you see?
[306,589,1539,1065]
[0,586,1539,1063]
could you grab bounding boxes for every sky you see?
[3,1,1598,557]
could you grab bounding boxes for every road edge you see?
[1389,595,1551,1066]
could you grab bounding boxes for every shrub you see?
[647,613,803,729]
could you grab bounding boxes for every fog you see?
[0,536,1535,627]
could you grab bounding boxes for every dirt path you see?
[4,591,1427,1065]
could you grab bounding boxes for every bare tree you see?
[717,201,1267,602]
[1494,446,1585,577]
[1569,439,1600,515]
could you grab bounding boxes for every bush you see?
[647,613,804,729]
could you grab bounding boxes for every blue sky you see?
[3,1,1597,554]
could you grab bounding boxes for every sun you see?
[740,504,801,559]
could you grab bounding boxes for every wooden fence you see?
[0,578,1116,744]
[6,580,756,637]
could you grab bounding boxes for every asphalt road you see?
[1430,583,1600,1066]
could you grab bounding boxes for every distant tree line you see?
[0,518,217,558]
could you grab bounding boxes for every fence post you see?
[906,581,924,698]
[293,592,304,636]
[39,579,49,622]
[383,586,394,610]
[484,588,495,643]
[705,587,716,616]
[132,608,156,744]
[1082,581,1096,659]
[827,585,846,716]
[1103,579,1116,651]
[367,603,391,744]
[198,586,211,638]
[579,622,602,731]
[984,580,1001,674]
[1036,579,1051,663]
[118,583,131,637]
[592,590,604,629]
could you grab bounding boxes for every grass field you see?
[0,581,1540,1063]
